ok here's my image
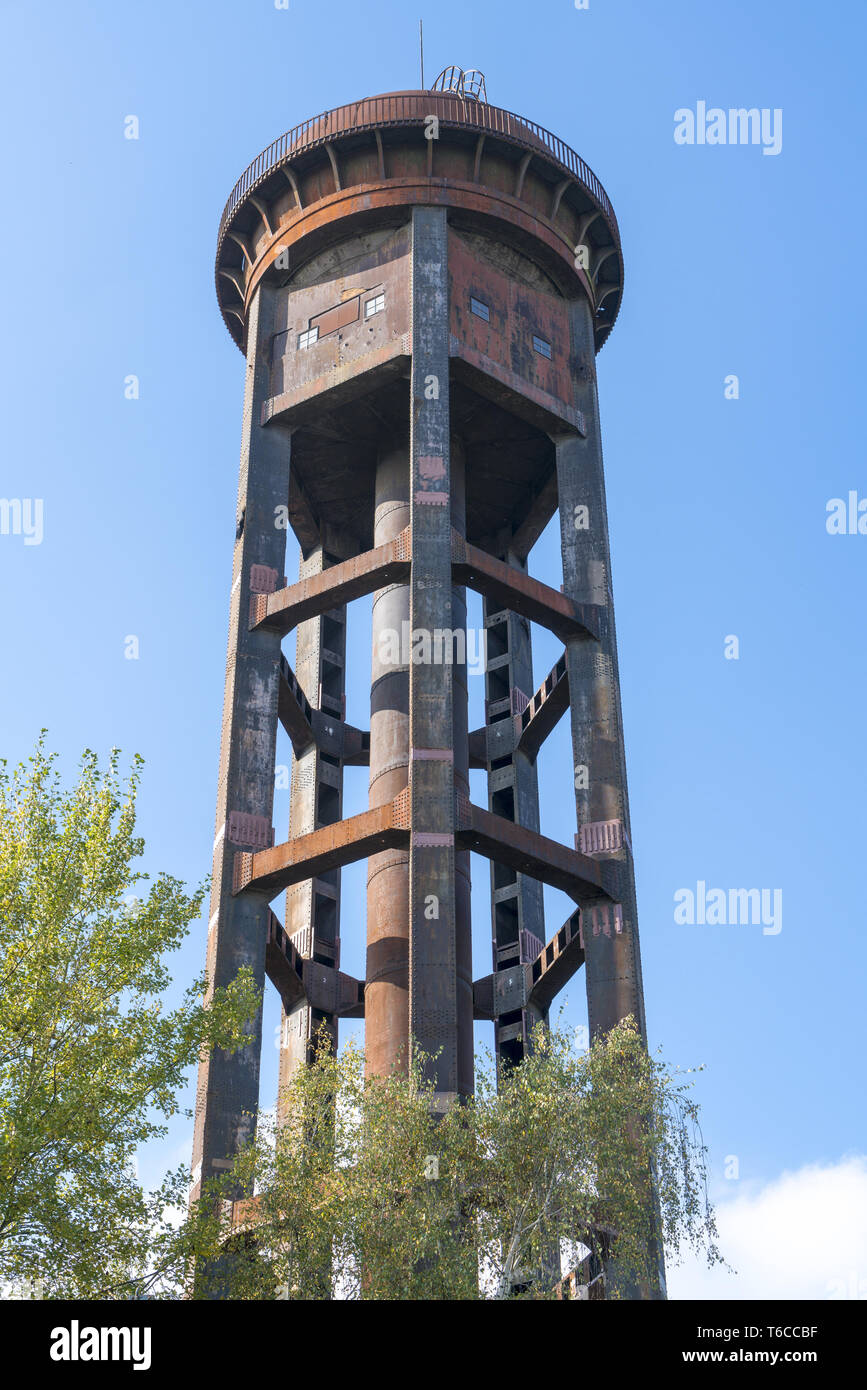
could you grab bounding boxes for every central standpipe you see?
[367,444,412,1079]
[366,431,470,1088]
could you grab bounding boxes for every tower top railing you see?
[217,92,620,255]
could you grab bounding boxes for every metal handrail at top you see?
[217,94,619,252]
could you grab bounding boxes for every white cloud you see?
[667,1156,867,1300]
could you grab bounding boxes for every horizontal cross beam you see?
[234,797,410,897]
[452,533,600,642]
[456,802,614,904]
[252,529,411,635]
[237,797,610,907]
[256,530,596,646]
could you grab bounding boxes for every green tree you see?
[184,1019,723,1300]
[182,1038,479,1301]
[0,738,259,1298]
[472,1018,720,1298]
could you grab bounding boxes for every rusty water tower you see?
[191,77,662,1297]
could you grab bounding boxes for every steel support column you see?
[555,292,665,1299]
[279,546,346,1108]
[483,558,547,1068]
[192,283,288,1204]
[407,205,473,1100]
[554,295,647,1044]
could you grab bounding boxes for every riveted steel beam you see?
[266,912,365,1019]
[467,727,487,769]
[527,909,585,1012]
[406,206,473,1101]
[473,910,586,1020]
[452,532,600,642]
[481,561,546,1066]
[265,910,305,1008]
[251,529,411,635]
[277,654,369,763]
[456,801,615,903]
[234,795,409,898]
[514,651,570,759]
[277,653,315,752]
[191,283,288,1209]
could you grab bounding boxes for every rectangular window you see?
[365,293,385,318]
[312,296,360,338]
[532,335,552,359]
[297,326,319,350]
[470,297,490,321]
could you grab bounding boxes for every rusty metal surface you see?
[217,91,619,258]
[527,910,585,1013]
[277,653,315,753]
[253,530,411,635]
[277,655,370,765]
[578,818,631,856]
[467,726,488,768]
[366,444,412,1082]
[265,910,305,1008]
[452,533,600,641]
[190,285,287,1212]
[237,182,602,357]
[472,909,585,1022]
[448,231,582,430]
[197,76,663,1298]
[405,212,474,1100]
[226,811,274,849]
[236,800,409,898]
[267,230,412,404]
[456,801,615,904]
[515,651,570,759]
[214,92,623,357]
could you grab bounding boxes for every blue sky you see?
[1,0,865,1297]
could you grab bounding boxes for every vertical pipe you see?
[366,444,412,1079]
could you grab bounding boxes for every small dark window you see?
[470,297,490,321]
[532,335,552,359]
